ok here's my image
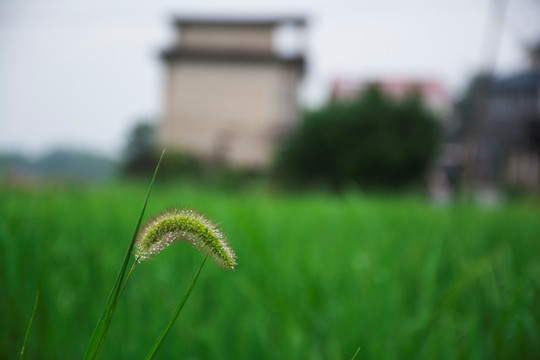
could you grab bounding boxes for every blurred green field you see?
[1,182,540,359]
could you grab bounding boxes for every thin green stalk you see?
[20,291,39,360]
[145,255,208,360]
[85,149,165,360]
[351,346,361,360]
[116,258,139,307]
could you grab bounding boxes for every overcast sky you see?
[1,0,539,159]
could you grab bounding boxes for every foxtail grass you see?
[134,208,236,269]
[85,149,236,359]
[131,207,235,357]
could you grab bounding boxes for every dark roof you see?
[494,70,540,92]
[160,48,305,73]
[173,15,307,28]
[162,47,301,63]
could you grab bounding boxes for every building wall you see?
[178,25,274,53]
[160,61,299,168]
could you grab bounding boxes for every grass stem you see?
[84,149,165,360]
[351,346,361,360]
[19,291,39,360]
[116,258,139,307]
[145,255,208,360]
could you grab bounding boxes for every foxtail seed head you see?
[134,209,236,270]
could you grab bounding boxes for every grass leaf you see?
[84,149,165,360]
[350,346,361,360]
[19,291,39,360]
[145,255,208,360]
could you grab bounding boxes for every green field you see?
[1,182,540,359]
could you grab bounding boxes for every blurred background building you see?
[465,41,540,191]
[158,15,306,169]
[434,41,540,196]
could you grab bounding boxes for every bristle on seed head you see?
[134,208,236,270]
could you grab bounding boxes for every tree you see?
[275,86,440,190]
[122,120,204,178]
[122,121,159,175]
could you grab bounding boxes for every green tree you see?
[275,86,440,190]
[122,121,204,178]
[122,121,159,175]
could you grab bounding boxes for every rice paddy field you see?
[1,181,540,359]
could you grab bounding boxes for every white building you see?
[159,16,306,169]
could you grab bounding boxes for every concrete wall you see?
[160,61,299,169]
[178,25,274,53]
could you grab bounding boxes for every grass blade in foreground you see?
[84,150,165,360]
[19,291,39,360]
[145,256,208,360]
[351,346,361,360]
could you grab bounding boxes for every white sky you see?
[1,0,539,159]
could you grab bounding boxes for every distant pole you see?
[464,0,509,191]
[482,0,509,72]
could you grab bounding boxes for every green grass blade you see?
[145,255,208,360]
[351,346,361,360]
[19,291,39,360]
[85,149,165,360]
